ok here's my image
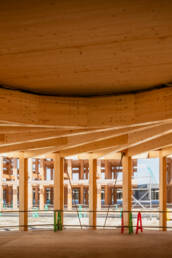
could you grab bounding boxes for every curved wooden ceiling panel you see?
[0,0,172,96]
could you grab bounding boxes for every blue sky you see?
[135,158,159,185]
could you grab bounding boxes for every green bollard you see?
[129,212,133,234]
[54,211,63,231]
[54,211,57,232]
[57,211,63,231]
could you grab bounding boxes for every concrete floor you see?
[0,230,172,258]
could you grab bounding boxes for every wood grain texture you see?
[0,0,172,96]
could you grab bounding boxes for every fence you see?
[0,209,171,231]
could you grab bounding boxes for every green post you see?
[129,212,133,234]
[54,211,63,232]
[57,211,63,231]
[54,211,57,232]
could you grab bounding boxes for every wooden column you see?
[19,157,28,231]
[105,160,112,179]
[80,160,84,179]
[39,185,44,210]
[28,158,33,210]
[54,154,64,224]
[97,160,101,210]
[40,160,44,180]
[0,157,3,210]
[85,163,89,179]
[35,187,39,207]
[109,187,112,205]
[67,159,72,210]
[159,153,167,231]
[13,159,18,209]
[50,187,54,204]
[8,187,13,207]
[122,152,132,227]
[13,187,18,209]
[80,185,84,204]
[39,159,44,210]
[105,160,109,179]
[113,188,117,204]
[89,158,97,229]
[105,185,109,206]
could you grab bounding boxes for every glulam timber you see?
[0,87,170,156]
[0,0,172,238]
[1,1,172,97]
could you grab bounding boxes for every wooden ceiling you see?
[0,1,172,159]
[0,0,172,96]
[0,87,171,159]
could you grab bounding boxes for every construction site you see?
[0,156,172,231]
[0,0,172,257]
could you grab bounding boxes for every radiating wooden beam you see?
[161,146,172,157]
[128,133,172,156]
[60,135,128,156]
[128,122,172,146]
[59,123,172,157]
[0,137,67,153]
[0,123,159,152]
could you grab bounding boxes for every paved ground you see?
[0,230,172,258]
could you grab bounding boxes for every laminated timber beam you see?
[1,121,170,156]
[60,135,128,156]
[128,133,172,156]
[145,148,172,158]
[2,123,172,158]
[161,147,172,157]
[0,87,171,129]
[0,137,68,153]
[100,123,172,157]
[0,133,130,154]
[60,122,172,156]
[0,123,160,153]
[0,123,159,145]
[0,126,62,134]
[0,129,95,145]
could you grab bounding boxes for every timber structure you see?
[0,0,171,232]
